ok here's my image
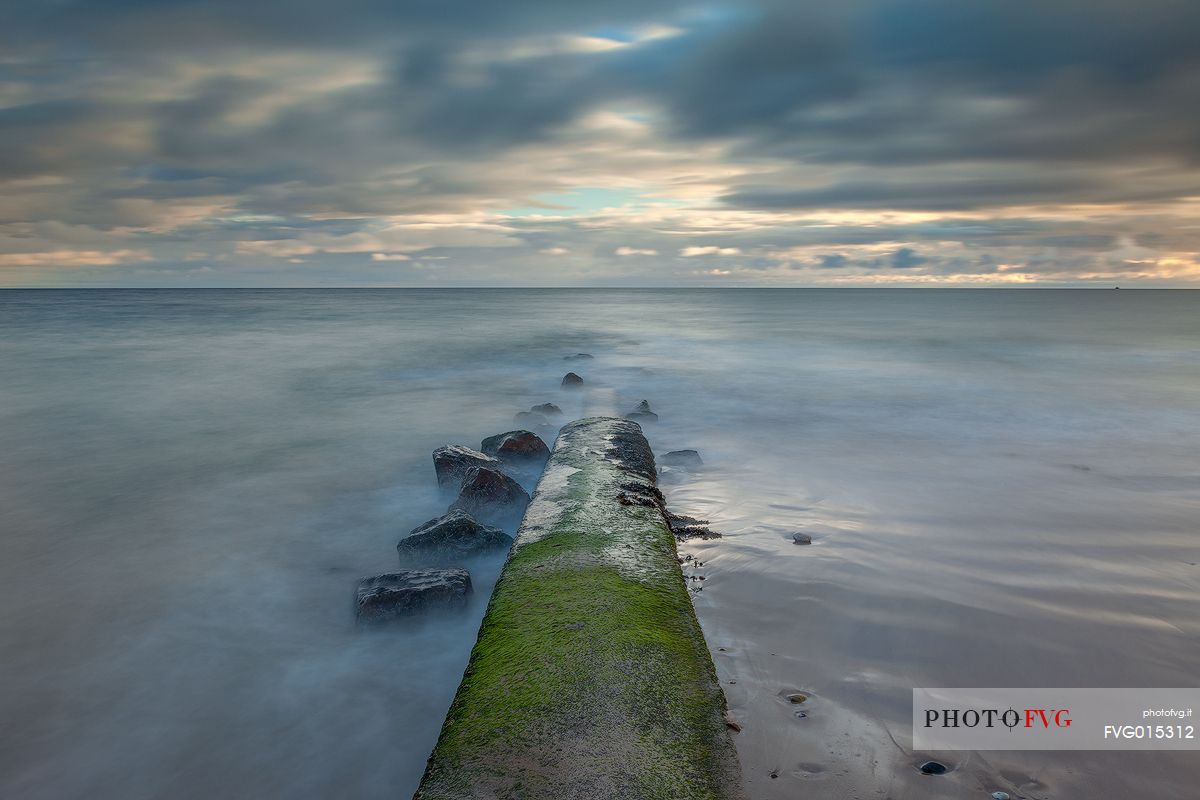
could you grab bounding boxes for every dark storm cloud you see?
[0,0,690,51]
[4,0,1199,184]
[641,1,1200,168]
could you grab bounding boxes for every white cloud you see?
[615,246,658,256]
[680,246,742,257]
[0,249,149,267]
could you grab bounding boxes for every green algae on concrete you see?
[414,417,743,800]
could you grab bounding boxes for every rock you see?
[531,402,563,416]
[433,445,503,488]
[625,399,658,423]
[667,511,721,540]
[355,569,472,621]
[561,372,584,388]
[792,532,812,545]
[397,510,513,562]
[563,353,593,361]
[661,449,703,467]
[992,793,1011,800]
[918,761,948,775]
[481,430,550,465]
[450,466,531,528]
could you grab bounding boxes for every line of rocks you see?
[353,362,735,621]
[355,427,552,623]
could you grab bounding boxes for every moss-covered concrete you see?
[414,417,742,800]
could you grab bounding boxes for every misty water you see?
[1,288,1197,799]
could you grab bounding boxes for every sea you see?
[1,288,1197,799]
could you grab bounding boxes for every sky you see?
[2,0,1199,287]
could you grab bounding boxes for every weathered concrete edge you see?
[414,416,743,800]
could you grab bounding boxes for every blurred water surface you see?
[0,288,1197,799]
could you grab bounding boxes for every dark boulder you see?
[433,445,503,488]
[531,402,563,416]
[355,569,472,622]
[397,510,513,562]
[625,399,658,423]
[661,449,703,467]
[450,466,531,528]
[561,372,584,387]
[481,429,551,464]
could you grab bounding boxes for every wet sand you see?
[664,443,1200,800]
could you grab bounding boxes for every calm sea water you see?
[1,289,1197,799]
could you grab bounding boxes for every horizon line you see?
[1,285,1193,291]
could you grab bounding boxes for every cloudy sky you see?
[2,0,1199,286]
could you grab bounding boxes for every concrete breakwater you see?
[414,417,742,800]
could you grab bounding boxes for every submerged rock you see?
[450,466,531,528]
[397,510,512,562]
[481,430,550,465]
[655,465,687,486]
[661,449,703,467]
[531,402,563,416]
[792,532,812,545]
[355,569,472,621]
[433,445,503,488]
[625,399,659,423]
[561,372,584,388]
[563,353,593,361]
[513,410,549,426]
